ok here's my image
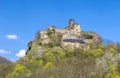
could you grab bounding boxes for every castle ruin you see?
[65,19,81,34]
[27,19,101,51]
[47,19,81,35]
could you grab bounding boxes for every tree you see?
[105,65,120,78]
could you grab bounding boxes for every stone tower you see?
[69,19,75,27]
[66,19,81,34]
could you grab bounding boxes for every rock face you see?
[61,31,101,50]
[26,19,101,57]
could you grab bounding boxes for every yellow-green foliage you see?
[84,48,104,58]
[47,28,57,43]
[47,28,52,36]
[66,48,74,57]
[110,47,117,53]
[44,52,56,62]
[99,44,105,49]
[43,62,54,69]
[81,32,92,35]
[87,40,93,44]
[107,44,117,53]
[6,64,30,78]
[51,34,57,42]
[38,59,43,65]
[106,65,120,78]
[57,49,65,58]
[30,59,43,67]
[46,28,57,47]
[14,64,26,73]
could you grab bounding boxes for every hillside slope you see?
[1,19,120,78]
[0,56,12,64]
[26,19,101,58]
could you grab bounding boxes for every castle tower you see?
[69,19,75,27]
[66,19,81,35]
[74,24,81,34]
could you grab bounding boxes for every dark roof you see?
[63,39,85,44]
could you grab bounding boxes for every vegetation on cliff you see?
[1,29,120,78]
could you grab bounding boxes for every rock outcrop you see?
[26,19,101,57]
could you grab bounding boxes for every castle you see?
[28,19,101,50]
[48,19,81,35]
[39,19,81,45]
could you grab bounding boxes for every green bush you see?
[109,47,117,53]
[84,48,104,58]
[105,65,120,78]
[56,49,65,59]
[43,62,54,69]
[6,64,30,78]
[44,52,56,62]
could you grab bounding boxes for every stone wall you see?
[40,31,51,45]
[36,19,101,50]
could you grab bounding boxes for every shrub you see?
[105,65,120,78]
[84,48,104,58]
[56,49,65,59]
[44,52,56,62]
[43,62,54,69]
[109,47,117,53]
[36,30,41,39]
[6,64,30,78]
[87,39,93,44]
[47,28,52,36]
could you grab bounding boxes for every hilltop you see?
[26,19,101,58]
[1,19,120,78]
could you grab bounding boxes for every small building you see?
[65,19,81,35]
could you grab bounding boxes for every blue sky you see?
[0,0,120,62]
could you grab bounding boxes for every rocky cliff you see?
[26,19,101,58]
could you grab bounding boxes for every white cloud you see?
[6,35,18,40]
[16,49,26,57]
[0,49,9,54]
